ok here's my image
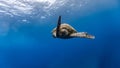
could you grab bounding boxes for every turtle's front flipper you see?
[70,32,95,39]
[56,16,61,37]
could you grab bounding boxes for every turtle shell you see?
[59,23,77,35]
[52,23,77,38]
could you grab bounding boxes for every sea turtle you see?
[52,16,95,39]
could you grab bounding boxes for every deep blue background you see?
[0,1,120,68]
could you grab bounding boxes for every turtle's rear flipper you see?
[70,32,95,39]
[56,16,61,37]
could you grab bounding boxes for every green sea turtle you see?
[52,16,95,39]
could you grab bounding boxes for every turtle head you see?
[59,28,69,37]
[52,28,71,39]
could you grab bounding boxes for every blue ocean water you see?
[0,0,120,68]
